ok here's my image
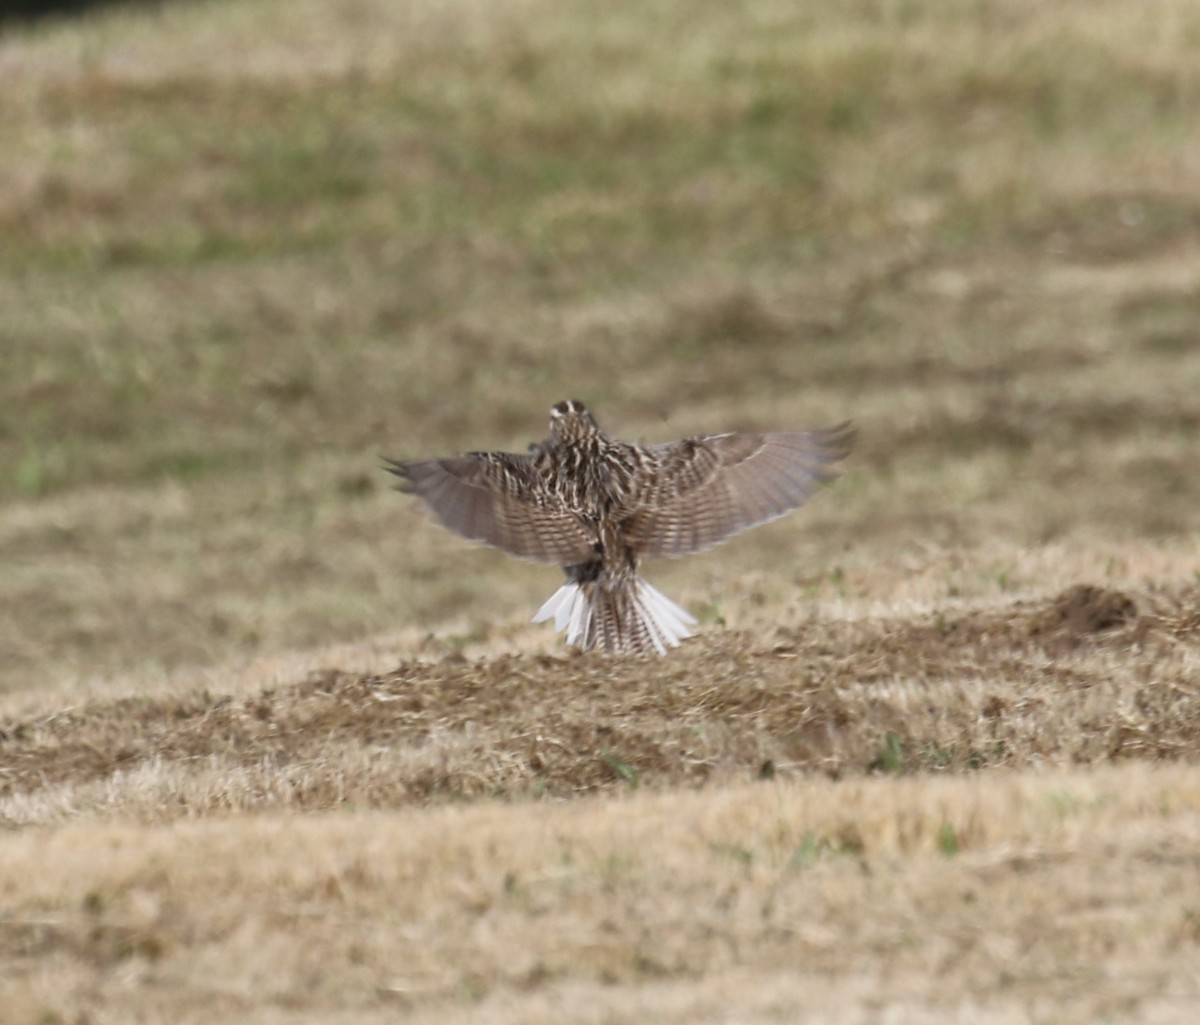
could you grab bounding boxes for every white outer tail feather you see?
[532,577,697,654]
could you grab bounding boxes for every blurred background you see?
[1,0,178,27]
[2,0,1198,697]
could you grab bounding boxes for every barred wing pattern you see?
[385,455,596,565]
[624,423,855,559]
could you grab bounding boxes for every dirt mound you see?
[3,585,1197,824]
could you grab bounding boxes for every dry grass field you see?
[2,0,1200,1021]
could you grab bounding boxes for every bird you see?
[385,400,853,655]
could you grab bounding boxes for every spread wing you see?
[385,453,596,565]
[623,422,854,559]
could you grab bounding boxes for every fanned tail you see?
[532,577,696,655]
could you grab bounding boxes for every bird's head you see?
[549,399,599,443]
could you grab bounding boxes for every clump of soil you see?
[1029,584,1138,640]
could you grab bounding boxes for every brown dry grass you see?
[2,579,1199,825]
[3,767,1200,1023]
[3,569,1199,1022]
[3,0,1200,1021]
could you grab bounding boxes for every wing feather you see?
[627,422,854,559]
[385,453,596,565]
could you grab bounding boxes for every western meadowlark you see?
[386,400,853,655]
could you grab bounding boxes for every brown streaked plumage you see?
[386,399,854,655]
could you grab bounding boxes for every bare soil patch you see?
[4,583,1197,825]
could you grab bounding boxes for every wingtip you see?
[820,420,857,459]
[381,457,417,492]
